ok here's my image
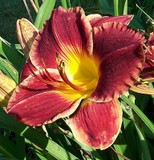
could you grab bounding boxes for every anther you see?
[57,60,83,91]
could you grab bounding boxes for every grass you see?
[0,0,36,43]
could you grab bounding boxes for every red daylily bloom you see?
[141,32,154,81]
[7,7,145,150]
[130,32,154,95]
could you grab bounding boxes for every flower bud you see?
[0,71,16,106]
[16,18,38,57]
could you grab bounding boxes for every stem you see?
[23,0,33,22]
[110,147,130,160]
[30,0,38,13]
[136,4,154,22]
[34,0,40,9]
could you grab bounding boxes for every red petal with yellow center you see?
[7,69,82,126]
[30,6,93,69]
[87,14,133,27]
[91,22,144,101]
[66,99,122,150]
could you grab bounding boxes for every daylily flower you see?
[130,32,154,95]
[7,7,145,150]
[0,71,16,106]
[141,32,154,81]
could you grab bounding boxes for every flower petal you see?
[66,99,122,150]
[147,32,154,46]
[30,6,93,69]
[91,44,144,102]
[93,22,145,61]
[141,66,154,81]
[20,59,37,81]
[87,14,133,27]
[130,84,154,95]
[8,91,82,126]
[8,69,61,108]
[141,33,154,81]
[90,22,144,102]
[7,69,82,126]
[141,47,154,81]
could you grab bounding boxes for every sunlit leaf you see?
[0,57,18,83]
[121,95,154,135]
[0,37,25,72]
[134,123,152,160]
[61,0,68,9]
[34,0,56,29]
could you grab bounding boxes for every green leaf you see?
[34,0,40,9]
[0,38,25,72]
[0,57,18,83]
[148,141,154,160]
[129,15,145,30]
[0,135,20,160]
[122,118,138,159]
[61,0,68,9]
[134,123,152,160]
[121,95,154,135]
[96,0,113,15]
[114,132,130,160]
[15,134,26,160]
[123,0,128,15]
[118,0,128,15]
[114,0,119,16]
[66,0,71,8]
[0,108,79,160]
[0,134,25,160]
[34,0,56,30]
[0,153,16,160]
[35,151,48,160]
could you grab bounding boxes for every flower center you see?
[58,52,99,97]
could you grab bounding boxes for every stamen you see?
[56,52,98,92]
[40,58,59,82]
[56,52,61,65]
[57,60,97,92]
[143,43,153,55]
[58,60,82,91]
[27,62,58,87]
